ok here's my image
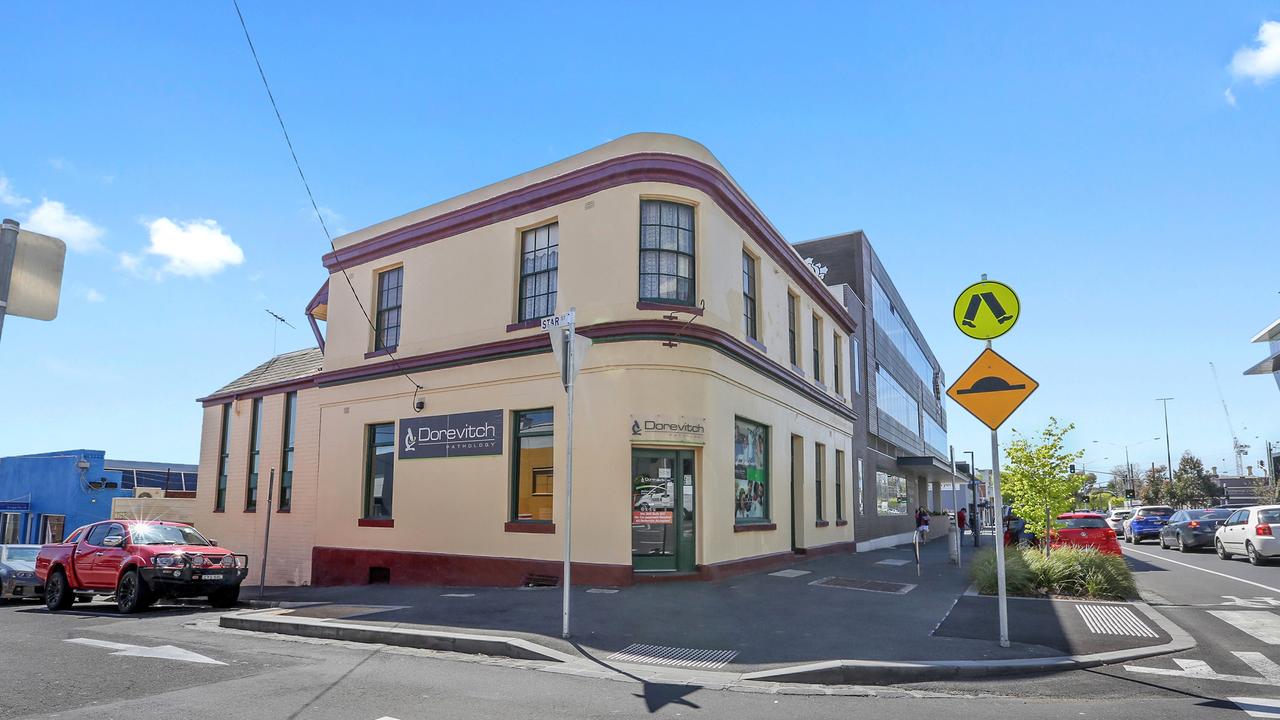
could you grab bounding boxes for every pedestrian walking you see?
[957,507,967,533]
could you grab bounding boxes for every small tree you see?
[1138,465,1169,505]
[1168,452,1218,507]
[1001,417,1085,540]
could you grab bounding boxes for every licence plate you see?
[199,574,223,581]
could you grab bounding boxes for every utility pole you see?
[965,450,979,547]
[1157,398,1175,486]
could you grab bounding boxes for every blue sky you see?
[1,2,1278,476]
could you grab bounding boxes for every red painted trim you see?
[745,337,767,353]
[305,281,329,314]
[636,301,704,316]
[320,152,854,334]
[696,549,797,580]
[198,320,859,423]
[733,522,777,533]
[364,346,397,360]
[309,313,326,354]
[801,540,856,558]
[814,520,830,528]
[358,518,394,528]
[504,521,555,534]
[505,319,542,332]
[310,546,630,587]
[197,375,317,406]
[165,491,197,499]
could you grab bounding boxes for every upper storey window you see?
[374,267,403,351]
[518,222,559,322]
[742,250,758,341]
[639,200,695,306]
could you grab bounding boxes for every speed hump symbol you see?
[953,281,1019,340]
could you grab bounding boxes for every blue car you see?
[1123,505,1175,544]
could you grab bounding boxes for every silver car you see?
[1106,509,1132,536]
[0,545,42,600]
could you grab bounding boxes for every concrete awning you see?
[896,455,959,482]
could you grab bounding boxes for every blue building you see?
[0,450,197,544]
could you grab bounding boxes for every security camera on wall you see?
[414,398,426,412]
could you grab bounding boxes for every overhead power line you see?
[231,0,424,408]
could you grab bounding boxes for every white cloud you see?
[1225,87,1238,106]
[0,176,29,207]
[84,288,105,303]
[24,199,105,253]
[1231,20,1280,83]
[140,217,244,277]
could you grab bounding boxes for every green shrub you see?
[970,547,1137,600]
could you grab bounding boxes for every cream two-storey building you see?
[194,133,859,586]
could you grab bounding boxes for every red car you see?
[1050,512,1123,555]
[34,519,248,613]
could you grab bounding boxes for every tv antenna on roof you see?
[265,308,295,356]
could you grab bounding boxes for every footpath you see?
[219,536,1191,686]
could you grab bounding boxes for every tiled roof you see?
[206,347,323,398]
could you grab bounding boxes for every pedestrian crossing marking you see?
[1209,611,1280,645]
[1076,604,1157,638]
[607,643,738,669]
[1230,698,1280,719]
[1125,651,1280,687]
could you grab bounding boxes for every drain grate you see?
[1076,604,1157,638]
[608,643,738,669]
[523,573,559,588]
[809,576,916,594]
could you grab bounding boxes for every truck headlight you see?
[153,555,183,568]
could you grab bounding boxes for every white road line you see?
[1230,698,1280,719]
[1237,652,1280,683]
[1122,546,1280,595]
[1208,611,1280,645]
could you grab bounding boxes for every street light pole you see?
[1157,398,1175,485]
[964,450,979,547]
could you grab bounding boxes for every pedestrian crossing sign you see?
[953,280,1019,340]
[947,348,1039,430]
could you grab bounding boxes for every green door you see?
[631,449,696,573]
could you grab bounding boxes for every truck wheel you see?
[45,569,74,611]
[116,569,151,614]
[208,585,240,609]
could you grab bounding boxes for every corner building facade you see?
[194,134,859,586]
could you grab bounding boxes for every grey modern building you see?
[795,231,963,549]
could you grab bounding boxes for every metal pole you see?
[1157,398,1175,485]
[965,450,979,547]
[991,428,1009,648]
[0,218,20,344]
[1125,445,1132,506]
[561,324,575,639]
[257,467,275,600]
[950,445,960,568]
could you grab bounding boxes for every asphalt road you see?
[0,542,1276,719]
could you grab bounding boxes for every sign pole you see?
[258,467,275,600]
[990,427,1009,647]
[0,218,19,344]
[561,320,576,639]
[950,445,960,569]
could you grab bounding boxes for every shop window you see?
[835,450,846,522]
[787,292,799,367]
[876,471,910,516]
[639,199,695,305]
[38,514,66,544]
[374,266,403,351]
[511,409,555,523]
[0,513,20,544]
[812,314,823,383]
[279,391,297,512]
[742,249,758,341]
[815,443,826,522]
[734,417,770,523]
[518,222,559,322]
[245,397,263,511]
[363,423,396,519]
[215,402,230,511]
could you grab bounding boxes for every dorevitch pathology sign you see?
[399,410,503,459]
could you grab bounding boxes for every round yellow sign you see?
[953,280,1020,340]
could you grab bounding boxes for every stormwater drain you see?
[809,576,917,594]
[768,569,811,578]
[875,558,912,567]
[607,643,739,669]
[1076,604,1157,637]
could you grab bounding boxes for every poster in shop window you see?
[734,419,768,520]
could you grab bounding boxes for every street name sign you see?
[953,280,1019,340]
[540,309,576,332]
[946,347,1039,430]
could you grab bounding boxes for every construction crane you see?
[1210,362,1250,476]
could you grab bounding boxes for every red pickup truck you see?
[35,519,248,613]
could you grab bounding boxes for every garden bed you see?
[971,546,1137,600]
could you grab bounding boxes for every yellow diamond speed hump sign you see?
[946,348,1038,430]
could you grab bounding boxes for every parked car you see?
[34,520,248,613]
[1105,509,1133,536]
[1158,508,1232,552]
[1051,512,1122,555]
[1123,505,1174,544]
[0,544,42,601]
[1215,505,1280,566]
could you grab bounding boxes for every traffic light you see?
[1069,464,1076,474]
[1125,488,1135,499]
